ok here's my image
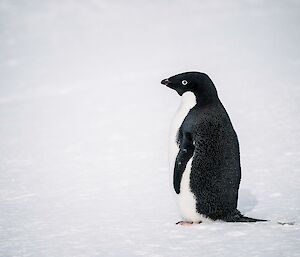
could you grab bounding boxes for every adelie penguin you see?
[161,71,267,225]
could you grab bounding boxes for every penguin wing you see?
[173,132,195,194]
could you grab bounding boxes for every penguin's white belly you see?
[170,92,211,222]
[177,157,203,222]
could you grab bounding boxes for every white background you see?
[0,0,300,256]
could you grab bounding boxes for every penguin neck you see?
[179,92,197,112]
[194,81,219,106]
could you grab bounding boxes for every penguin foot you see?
[176,221,202,226]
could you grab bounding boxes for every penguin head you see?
[161,71,214,96]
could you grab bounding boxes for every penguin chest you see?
[169,93,200,222]
[170,92,211,222]
[169,92,196,172]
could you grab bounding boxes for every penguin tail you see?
[224,211,268,222]
[227,215,268,222]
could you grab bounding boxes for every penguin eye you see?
[181,80,188,86]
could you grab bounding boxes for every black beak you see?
[161,78,169,85]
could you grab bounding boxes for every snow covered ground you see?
[1,0,300,256]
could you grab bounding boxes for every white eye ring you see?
[181,80,188,86]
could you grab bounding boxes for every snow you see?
[0,0,300,256]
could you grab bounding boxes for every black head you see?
[161,71,217,98]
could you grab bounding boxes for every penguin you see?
[161,71,267,224]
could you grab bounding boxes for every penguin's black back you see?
[178,101,242,220]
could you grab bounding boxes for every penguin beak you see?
[161,78,183,96]
[161,78,170,85]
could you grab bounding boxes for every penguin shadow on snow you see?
[238,190,296,226]
[237,188,258,213]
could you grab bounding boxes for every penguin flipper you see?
[173,132,195,194]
